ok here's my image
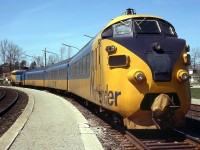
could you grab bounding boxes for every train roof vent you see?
[125,8,136,15]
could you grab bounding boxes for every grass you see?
[190,88,200,99]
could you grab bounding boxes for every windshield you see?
[160,21,176,36]
[102,18,177,38]
[113,19,132,35]
[134,19,161,34]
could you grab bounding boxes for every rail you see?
[125,131,150,150]
[0,89,19,116]
[0,89,6,100]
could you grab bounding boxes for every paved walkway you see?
[0,87,103,150]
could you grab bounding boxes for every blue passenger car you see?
[24,68,45,87]
[45,59,69,91]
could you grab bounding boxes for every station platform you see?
[0,87,103,150]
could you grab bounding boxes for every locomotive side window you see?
[102,27,113,38]
[134,19,161,34]
[160,22,176,36]
[113,19,132,36]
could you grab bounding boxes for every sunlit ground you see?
[190,88,200,99]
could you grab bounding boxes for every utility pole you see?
[42,48,59,66]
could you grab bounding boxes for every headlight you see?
[106,45,117,53]
[177,70,189,82]
[181,73,189,80]
[127,70,146,83]
[152,42,162,51]
[135,72,145,82]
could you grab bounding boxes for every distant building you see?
[189,68,194,75]
[189,67,200,84]
[2,73,11,80]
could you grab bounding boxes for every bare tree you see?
[0,39,9,63]
[35,55,44,67]
[190,47,200,71]
[67,46,72,59]
[0,39,24,68]
[14,61,20,70]
[7,42,23,64]
[20,60,27,69]
[30,61,37,69]
[47,54,58,66]
[59,46,66,61]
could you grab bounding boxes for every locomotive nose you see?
[151,94,176,129]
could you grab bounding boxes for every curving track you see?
[0,88,19,116]
[0,87,28,137]
[0,89,6,100]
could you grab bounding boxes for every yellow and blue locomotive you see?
[10,70,26,86]
[11,9,191,129]
[69,8,191,129]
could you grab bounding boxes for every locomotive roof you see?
[104,14,161,29]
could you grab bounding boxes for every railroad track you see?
[0,88,19,116]
[62,94,200,150]
[189,104,200,113]
[185,104,200,137]
[125,129,200,150]
[185,104,200,122]
[0,89,6,100]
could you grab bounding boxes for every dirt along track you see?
[186,104,200,120]
[0,87,28,137]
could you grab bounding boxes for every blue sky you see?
[0,0,199,62]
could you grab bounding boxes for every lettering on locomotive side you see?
[100,85,121,106]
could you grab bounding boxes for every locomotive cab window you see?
[102,27,113,38]
[134,19,161,34]
[102,19,133,38]
[160,21,177,37]
[113,20,132,35]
